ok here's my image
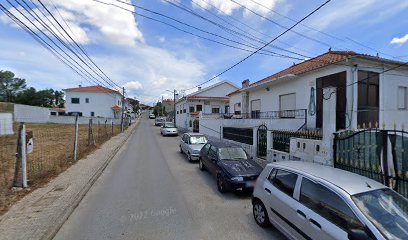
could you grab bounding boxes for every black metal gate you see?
[334,128,408,198]
[257,124,267,159]
[192,119,199,133]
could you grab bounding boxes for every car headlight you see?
[231,176,244,182]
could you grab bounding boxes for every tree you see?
[127,97,139,112]
[0,70,26,102]
[15,88,62,107]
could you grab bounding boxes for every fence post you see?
[382,130,389,186]
[21,123,27,188]
[111,120,114,136]
[73,115,79,161]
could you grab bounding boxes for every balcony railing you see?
[201,109,306,119]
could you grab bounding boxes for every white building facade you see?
[175,80,239,131]
[227,51,408,131]
[64,85,127,118]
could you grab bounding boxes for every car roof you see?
[269,161,386,196]
[206,140,241,148]
[184,132,206,136]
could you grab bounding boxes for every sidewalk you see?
[0,120,139,240]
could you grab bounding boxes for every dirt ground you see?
[0,123,122,215]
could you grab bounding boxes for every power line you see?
[183,0,332,91]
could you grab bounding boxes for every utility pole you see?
[173,89,176,126]
[121,87,125,132]
[161,95,164,116]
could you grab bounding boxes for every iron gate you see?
[334,128,408,198]
[192,120,199,133]
[257,124,267,159]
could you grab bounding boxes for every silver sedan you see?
[179,133,208,162]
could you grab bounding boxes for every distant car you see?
[180,133,208,162]
[199,141,262,193]
[149,113,155,119]
[160,122,178,136]
[155,117,165,126]
[252,161,408,240]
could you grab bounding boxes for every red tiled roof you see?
[251,51,357,86]
[64,85,119,93]
[187,96,229,100]
[111,105,121,109]
[227,89,241,96]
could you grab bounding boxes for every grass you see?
[0,122,123,215]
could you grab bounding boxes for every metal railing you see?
[271,129,322,153]
[201,109,307,120]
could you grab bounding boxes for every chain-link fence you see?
[0,118,129,214]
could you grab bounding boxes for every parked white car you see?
[252,161,408,240]
[160,122,178,136]
[179,133,208,162]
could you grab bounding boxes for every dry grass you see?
[0,122,122,215]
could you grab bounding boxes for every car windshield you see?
[352,188,408,239]
[164,123,175,128]
[189,136,207,144]
[218,147,248,160]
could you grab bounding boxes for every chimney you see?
[78,84,82,88]
[198,86,202,91]
[242,79,250,88]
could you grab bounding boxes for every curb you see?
[42,120,140,240]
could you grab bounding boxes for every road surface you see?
[54,117,286,240]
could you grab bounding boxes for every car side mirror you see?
[347,229,371,240]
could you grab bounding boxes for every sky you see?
[1,0,408,105]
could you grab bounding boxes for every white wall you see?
[0,113,14,135]
[14,104,51,123]
[197,82,238,97]
[199,118,223,139]
[65,91,122,118]
[48,116,122,125]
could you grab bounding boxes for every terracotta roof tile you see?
[251,51,357,86]
[187,96,229,100]
[111,105,121,109]
[64,85,119,93]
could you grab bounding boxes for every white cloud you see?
[0,0,143,47]
[123,81,143,90]
[191,0,280,16]
[390,34,408,45]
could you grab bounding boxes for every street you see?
[54,118,286,240]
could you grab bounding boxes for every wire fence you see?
[0,118,130,214]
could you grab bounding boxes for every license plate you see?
[246,181,255,187]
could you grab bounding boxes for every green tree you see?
[15,88,61,107]
[0,70,26,102]
[127,97,139,112]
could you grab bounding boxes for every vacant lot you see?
[0,123,122,215]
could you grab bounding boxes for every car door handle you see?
[296,210,306,219]
[264,188,271,194]
[309,219,321,229]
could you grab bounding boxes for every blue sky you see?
[1,0,408,105]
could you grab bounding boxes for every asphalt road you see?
[54,117,286,240]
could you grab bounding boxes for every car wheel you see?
[199,159,206,171]
[253,200,270,228]
[187,152,192,162]
[179,146,183,153]
[217,175,227,193]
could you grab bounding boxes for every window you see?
[234,102,241,115]
[279,93,296,118]
[183,109,186,113]
[202,143,211,154]
[300,178,364,231]
[398,87,407,110]
[208,146,218,159]
[189,106,195,113]
[269,169,298,197]
[196,105,203,111]
[71,98,80,104]
[251,99,261,119]
[50,112,56,116]
[91,112,95,117]
[85,98,89,103]
[225,105,229,114]
[358,71,379,126]
[212,105,220,113]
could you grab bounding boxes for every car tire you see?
[187,152,192,162]
[179,146,183,153]
[253,200,270,228]
[217,175,227,193]
[199,159,206,171]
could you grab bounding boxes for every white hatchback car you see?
[160,122,178,136]
[252,161,408,240]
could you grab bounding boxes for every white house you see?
[64,85,129,118]
[227,50,408,131]
[175,80,239,131]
